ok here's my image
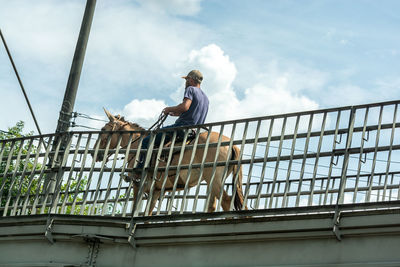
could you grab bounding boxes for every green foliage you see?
[0,122,89,215]
[59,175,90,215]
[0,121,40,212]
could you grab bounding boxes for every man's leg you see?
[135,125,184,170]
[136,135,150,169]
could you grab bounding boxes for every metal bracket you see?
[127,223,137,248]
[363,130,370,141]
[45,218,55,244]
[335,133,343,144]
[360,152,367,164]
[332,210,342,241]
[331,154,339,166]
[86,237,100,267]
[71,234,109,266]
[72,234,113,242]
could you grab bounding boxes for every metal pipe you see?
[55,0,97,134]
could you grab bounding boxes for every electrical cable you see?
[0,29,42,136]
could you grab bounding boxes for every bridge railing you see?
[1,100,400,218]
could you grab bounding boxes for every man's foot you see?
[120,173,131,183]
[132,168,143,175]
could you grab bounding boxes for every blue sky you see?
[1,0,400,134]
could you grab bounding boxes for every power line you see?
[0,29,42,136]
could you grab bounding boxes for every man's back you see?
[175,86,209,126]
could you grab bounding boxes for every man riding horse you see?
[134,70,209,173]
[96,70,244,214]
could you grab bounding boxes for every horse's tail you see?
[231,145,246,210]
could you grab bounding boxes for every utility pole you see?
[45,0,97,205]
[56,0,97,134]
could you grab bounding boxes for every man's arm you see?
[163,98,192,116]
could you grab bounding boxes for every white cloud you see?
[176,44,319,123]
[0,0,210,133]
[138,0,202,16]
[241,84,319,116]
[122,99,167,127]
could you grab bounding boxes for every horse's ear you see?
[103,107,115,122]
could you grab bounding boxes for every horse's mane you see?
[116,115,146,131]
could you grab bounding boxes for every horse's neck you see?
[120,124,147,149]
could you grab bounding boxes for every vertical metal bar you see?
[230,121,249,210]
[21,137,45,215]
[2,139,25,216]
[389,174,395,201]
[0,141,7,170]
[382,104,397,201]
[0,140,16,203]
[122,133,145,216]
[366,105,383,202]
[80,132,107,215]
[111,132,134,216]
[31,136,54,214]
[70,133,92,214]
[89,133,113,215]
[144,132,166,216]
[215,123,236,212]
[41,133,64,206]
[329,178,337,205]
[155,131,177,215]
[203,124,225,212]
[255,119,274,209]
[60,134,83,214]
[167,129,190,214]
[275,182,282,208]
[353,107,369,203]
[243,119,261,207]
[101,133,123,215]
[337,107,356,205]
[133,132,157,217]
[269,118,287,208]
[180,127,202,214]
[282,115,300,208]
[323,111,342,205]
[191,126,213,213]
[318,178,325,206]
[10,138,35,215]
[50,134,74,213]
[308,112,327,206]
[295,114,314,207]
[376,174,383,201]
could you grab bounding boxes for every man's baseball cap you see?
[182,70,203,83]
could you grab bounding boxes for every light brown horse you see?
[94,109,245,215]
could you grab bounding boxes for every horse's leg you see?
[130,184,140,216]
[206,167,232,212]
[207,192,217,212]
[147,189,161,216]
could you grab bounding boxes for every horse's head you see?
[92,108,135,162]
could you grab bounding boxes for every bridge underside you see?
[1,202,400,267]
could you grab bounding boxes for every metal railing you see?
[1,100,400,219]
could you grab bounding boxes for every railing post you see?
[44,0,97,209]
[333,106,356,240]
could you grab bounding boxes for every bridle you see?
[99,113,168,164]
[99,119,140,162]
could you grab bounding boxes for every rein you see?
[101,112,168,164]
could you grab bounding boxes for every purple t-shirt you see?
[175,86,209,126]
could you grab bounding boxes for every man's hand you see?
[163,107,177,116]
[163,98,192,116]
